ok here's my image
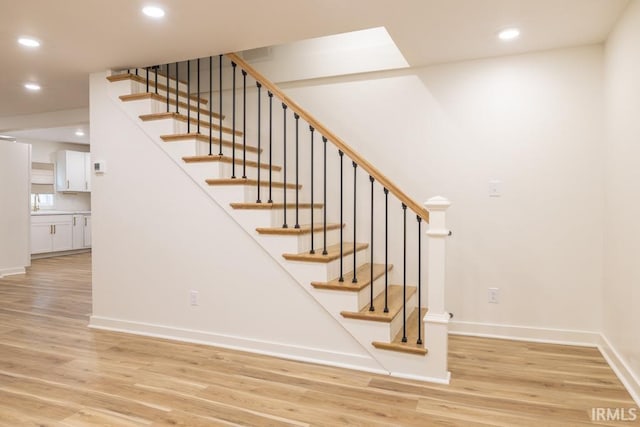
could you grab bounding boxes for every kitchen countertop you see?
[31,210,91,216]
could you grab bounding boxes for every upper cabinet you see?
[56,150,91,192]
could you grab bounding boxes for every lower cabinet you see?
[31,215,74,254]
[31,214,92,255]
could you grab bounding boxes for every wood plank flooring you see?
[0,253,637,426]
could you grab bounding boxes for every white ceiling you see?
[0,0,629,119]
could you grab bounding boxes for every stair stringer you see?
[91,70,387,375]
[104,71,448,382]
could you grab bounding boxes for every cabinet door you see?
[52,222,73,252]
[72,216,84,249]
[57,151,85,192]
[84,152,91,192]
[31,223,53,254]
[83,216,92,248]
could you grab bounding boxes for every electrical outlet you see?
[488,287,500,304]
[189,290,199,306]
[489,180,502,197]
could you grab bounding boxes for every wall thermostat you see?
[93,160,106,174]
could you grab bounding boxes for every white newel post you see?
[424,196,451,383]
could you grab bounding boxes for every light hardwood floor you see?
[0,253,637,426]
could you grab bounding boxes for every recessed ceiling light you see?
[142,6,165,18]
[18,37,41,48]
[498,28,520,41]
[75,130,85,137]
[24,83,41,91]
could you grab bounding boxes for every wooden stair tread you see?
[283,242,368,263]
[206,178,301,189]
[341,285,416,322]
[164,133,260,154]
[230,202,324,210]
[107,74,208,105]
[183,155,277,170]
[140,112,242,137]
[120,93,220,118]
[256,223,342,236]
[311,263,393,292]
[372,308,428,355]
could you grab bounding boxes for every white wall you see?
[258,45,605,340]
[24,138,91,212]
[603,0,640,402]
[89,72,382,372]
[0,141,30,276]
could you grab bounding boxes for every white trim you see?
[0,267,26,278]
[598,334,640,408]
[449,320,600,347]
[426,230,450,237]
[424,312,451,324]
[391,371,451,385]
[89,316,389,377]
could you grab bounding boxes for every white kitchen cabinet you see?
[83,215,92,247]
[31,215,74,254]
[72,215,84,249]
[56,150,91,192]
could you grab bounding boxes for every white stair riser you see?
[180,156,279,182]
[389,290,417,340]
[256,228,340,255]
[284,247,369,283]
[356,272,389,312]
[174,121,239,139]
[130,71,189,93]
[232,208,324,231]
[244,186,301,204]
[108,79,136,99]
[268,207,324,228]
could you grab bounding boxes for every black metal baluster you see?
[197,58,200,134]
[135,68,138,76]
[218,55,223,156]
[209,57,213,156]
[338,150,344,281]
[146,67,149,92]
[268,92,273,203]
[154,65,158,94]
[294,113,300,229]
[309,126,315,254]
[256,82,262,203]
[352,162,358,283]
[282,103,288,228]
[175,62,179,114]
[242,70,247,179]
[322,136,328,255]
[231,61,236,178]
[369,176,375,311]
[402,203,408,343]
[187,60,191,134]
[166,63,169,113]
[384,188,389,313]
[417,215,423,345]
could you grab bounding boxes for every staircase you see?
[101,54,451,383]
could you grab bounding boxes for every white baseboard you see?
[598,334,640,408]
[449,320,600,347]
[89,315,388,377]
[450,320,640,407]
[0,267,26,278]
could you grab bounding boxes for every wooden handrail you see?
[225,52,429,222]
